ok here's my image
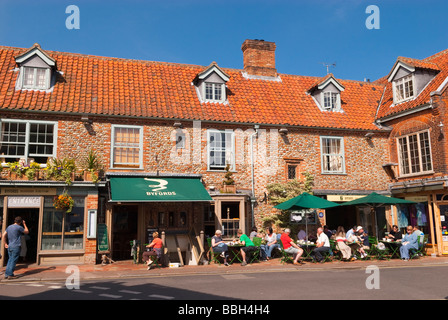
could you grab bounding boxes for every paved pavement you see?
[2,255,448,283]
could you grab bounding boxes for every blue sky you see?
[0,0,447,81]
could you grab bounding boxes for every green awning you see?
[109,177,213,202]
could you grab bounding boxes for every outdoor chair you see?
[410,235,428,260]
[278,238,294,264]
[330,239,342,261]
[207,237,222,265]
[249,237,262,263]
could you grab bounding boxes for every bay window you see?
[397,130,433,176]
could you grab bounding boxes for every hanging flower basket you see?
[53,192,74,213]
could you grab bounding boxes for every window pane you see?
[41,210,63,250]
[205,83,213,100]
[321,137,344,173]
[398,137,410,175]
[408,134,420,173]
[36,68,47,88]
[113,127,141,168]
[288,165,297,179]
[419,132,432,172]
[23,67,35,87]
[214,84,222,100]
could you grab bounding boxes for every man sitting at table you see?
[311,227,331,263]
[387,225,402,241]
[400,225,419,261]
[236,229,257,266]
[280,228,304,265]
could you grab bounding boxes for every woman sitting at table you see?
[400,225,419,261]
[261,227,278,260]
[335,226,353,261]
[387,225,402,241]
[211,230,229,266]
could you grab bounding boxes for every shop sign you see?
[0,187,57,196]
[405,196,428,203]
[7,196,41,208]
[327,195,365,202]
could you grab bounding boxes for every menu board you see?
[97,223,109,252]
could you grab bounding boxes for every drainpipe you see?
[250,125,259,228]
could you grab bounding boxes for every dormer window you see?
[307,74,344,112]
[15,43,56,91]
[22,67,49,90]
[194,62,230,104]
[393,74,414,103]
[323,91,340,110]
[205,82,224,102]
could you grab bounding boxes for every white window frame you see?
[110,124,143,169]
[203,82,225,103]
[0,119,58,163]
[321,91,340,111]
[20,66,51,90]
[393,74,415,104]
[397,129,433,177]
[320,136,345,174]
[207,129,235,171]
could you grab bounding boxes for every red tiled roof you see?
[0,45,385,131]
[376,49,448,120]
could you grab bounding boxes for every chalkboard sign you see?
[97,223,109,252]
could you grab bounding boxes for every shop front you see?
[390,177,448,256]
[0,183,101,266]
[105,174,213,265]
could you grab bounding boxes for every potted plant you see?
[25,161,41,180]
[83,149,101,183]
[46,158,77,185]
[53,192,75,213]
[221,164,236,193]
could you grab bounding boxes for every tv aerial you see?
[321,62,336,74]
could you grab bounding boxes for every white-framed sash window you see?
[111,125,143,169]
[320,136,345,174]
[0,119,57,163]
[393,74,415,103]
[207,129,235,171]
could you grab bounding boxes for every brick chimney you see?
[241,39,277,78]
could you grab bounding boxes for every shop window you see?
[0,120,56,163]
[111,125,142,169]
[397,130,433,176]
[41,197,85,251]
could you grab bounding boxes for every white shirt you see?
[317,232,330,247]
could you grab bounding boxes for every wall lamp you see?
[365,132,375,139]
[173,122,183,128]
[81,115,93,124]
[279,128,288,136]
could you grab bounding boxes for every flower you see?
[53,193,75,213]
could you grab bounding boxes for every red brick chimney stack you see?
[241,39,277,78]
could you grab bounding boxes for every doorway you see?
[5,208,40,264]
[112,205,138,261]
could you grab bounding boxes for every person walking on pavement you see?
[3,216,29,279]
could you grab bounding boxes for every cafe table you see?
[379,240,402,259]
[227,243,244,264]
[297,242,316,260]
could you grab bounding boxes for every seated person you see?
[249,227,262,240]
[297,229,307,241]
[400,225,419,261]
[312,227,331,263]
[236,229,257,266]
[261,227,278,260]
[280,228,304,265]
[387,225,402,241]
[211,230,229,266]
[143,232,163,269]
